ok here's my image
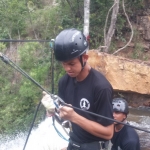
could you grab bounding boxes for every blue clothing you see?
[111,123,140,150]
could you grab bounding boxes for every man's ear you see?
[82,54,89,61]
[123,113,127,120]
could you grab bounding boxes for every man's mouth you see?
[67,72,75,76]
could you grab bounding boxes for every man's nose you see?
[63,64,71,71]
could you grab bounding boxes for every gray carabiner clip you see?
[52,95,65,110]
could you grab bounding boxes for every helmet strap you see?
[79,55,86,70]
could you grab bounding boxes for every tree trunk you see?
[83,0,90,50]
[104,0,119,53]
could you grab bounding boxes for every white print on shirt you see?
[80,98,90,110]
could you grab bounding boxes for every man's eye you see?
[70,63,75,66]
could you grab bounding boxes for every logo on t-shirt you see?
[80,98,90,110]
[118,146,122,150]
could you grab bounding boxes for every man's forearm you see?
[71,113,114,140]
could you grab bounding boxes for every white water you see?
[0,108,150,150]
[0,117,69,150]
[127,107,150,150]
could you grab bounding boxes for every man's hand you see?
[41,91,55,116]
[59,105,77,121]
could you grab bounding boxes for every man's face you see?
[113,111,126,124]
[61,57,82,77]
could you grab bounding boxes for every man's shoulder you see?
[59,74,72,85]
[59,74,68,83]
[91,68,108,81]
[91,68,112,89]
[91,68,103,76]
[124,124,138,133]
[122,124,139,140]
[118,126,140,149]
[59,74,68,80]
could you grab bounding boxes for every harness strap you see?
[68,139,107,150]
[99,141,105,150]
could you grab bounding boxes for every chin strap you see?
[79,55,86,70]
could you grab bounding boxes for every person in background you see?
[42,28,114,150]
[111,97,140,150]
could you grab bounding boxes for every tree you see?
[0,0,27,39]
[83,0,90,50]
[103,0,120,53]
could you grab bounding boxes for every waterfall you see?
[0,117,69,150]
[0,108,150,150]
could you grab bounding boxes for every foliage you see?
[26,6,62,39]
[0,0,147,135]
[0,42,52,134]
[132,43,144,59]
[0,0,28,38]
[0,43,6,51]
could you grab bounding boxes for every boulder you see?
[87,50,150,95]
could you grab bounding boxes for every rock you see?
[137,16,150,41]
[140,43,150,52]
[87,50,150,95]
[143,101,150,107]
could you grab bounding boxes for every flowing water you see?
[0,107,150,150]
[0,118,69,150]
[128,107,150,150]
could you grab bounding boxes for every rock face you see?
[88,50,150,95]
[138,15,150,41]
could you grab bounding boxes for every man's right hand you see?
[59,104,77,121]
[41,91,55,116]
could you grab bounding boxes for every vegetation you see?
[0,0,147,135]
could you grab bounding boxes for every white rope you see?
[113,0,134,55]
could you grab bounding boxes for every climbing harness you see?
[52,116,69,142]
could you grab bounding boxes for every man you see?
[42,28,114,150]
[111,97,140,150]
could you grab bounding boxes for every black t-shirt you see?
[111,123,140,150]
[58,68,113,143]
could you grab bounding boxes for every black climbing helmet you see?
[54,28,88,61]
[112,98,129,115]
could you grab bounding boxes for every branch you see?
[113,0,134,55]
[104,1,118,47]
[25,0,38,40]
[104,0,119,53]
